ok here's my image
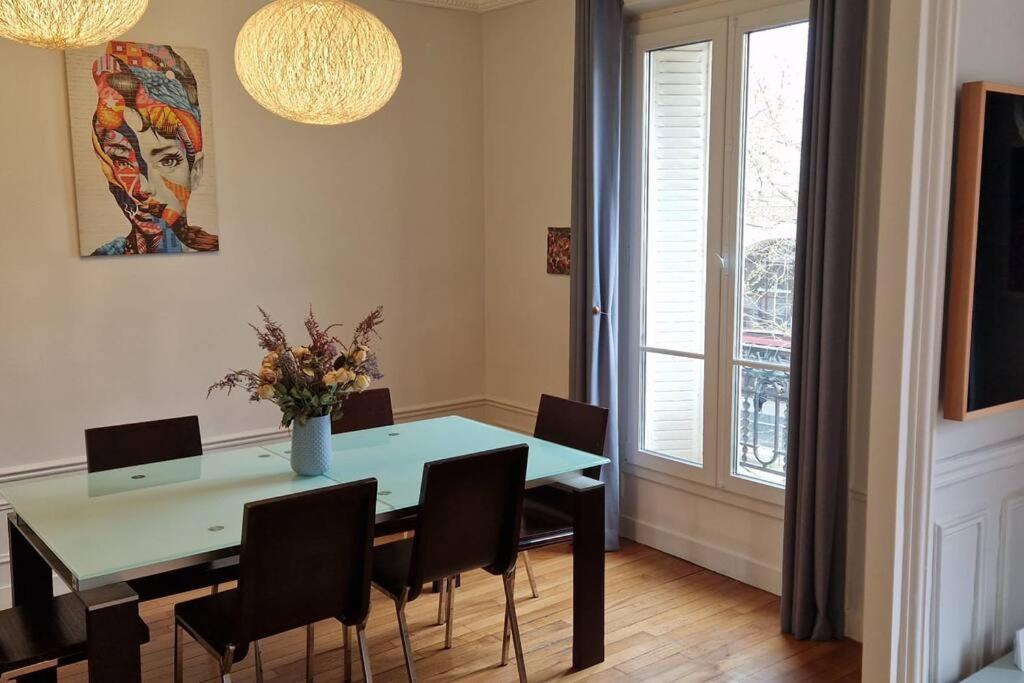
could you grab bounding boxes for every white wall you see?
[0,0,490,608]
[0,0,486,472]
[929,2,1024,680]
[481,0,575,423]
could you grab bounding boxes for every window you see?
[730,20,807,487]
[641,40,712,467]
[630,4,808,500]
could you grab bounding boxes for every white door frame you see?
[859,0,960,680]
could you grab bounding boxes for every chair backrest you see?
[533,395,609,457]
[332,388,394,434]
[406,446,528,600]
[84,416,203,473]
[236,479,377,644]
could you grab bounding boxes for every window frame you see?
[624,1,810,508]
[625,17,729,490]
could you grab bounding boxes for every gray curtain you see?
[569,0,623,551]
[781,0,867,641]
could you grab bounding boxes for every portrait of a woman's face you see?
[66,42,219,256]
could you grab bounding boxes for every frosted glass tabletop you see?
[0,447,341,589]
[0,417,606,590]
[260,416,608,512]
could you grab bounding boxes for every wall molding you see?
[995,492,1024,651]
[395,0,654,14]
[482,397,537,433]
[393,0,541,13]
[879,0,961,679]
[934,436,1024,489]
[930,510,988,680]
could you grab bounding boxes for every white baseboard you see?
[620,514,783,595]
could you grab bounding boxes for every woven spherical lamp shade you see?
[0,0,148,49]
[234,0,402,126]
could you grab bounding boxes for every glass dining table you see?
[0,416,608,681]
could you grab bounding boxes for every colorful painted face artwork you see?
[67,42,219,256]
[547,227,571,275]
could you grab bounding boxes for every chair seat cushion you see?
[175,588,249,662]
[0,593,149,674]
[521,488,574,545]
[371,538,414,600]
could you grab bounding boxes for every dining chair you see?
[84,415,236,601]
[371,446,529,682]
[173,479,378,683]
[0,593,148,680]
[435,394,608,626]
[332,387,394,434]
[84,415,203,472]
[517,394,608,598]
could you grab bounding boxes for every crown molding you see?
[397,0,639,13]
[392,0,490,11]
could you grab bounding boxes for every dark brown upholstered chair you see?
[0,593,148,680]
[85,415,203,473]
[331,388,394,434]
[518,394,608,595]
[371,447,529,682]
[83,416,237,602]
[436,394,608,627]
[173,480,378,683]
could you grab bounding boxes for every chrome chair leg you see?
[443,576,456,649]
[502,572,527,682]
[254,640,265,683]
[395,589,417,682]
[501,568,516,666]
[437,577,448,625]
[522,551,539,598]
[220,644,236,683]
[343,623,353,682]
[357,623,374,683]
[306,623,316,683]
[174,624,184,683]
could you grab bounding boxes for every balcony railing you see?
[738,367,789,481]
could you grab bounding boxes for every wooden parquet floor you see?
[58,541,861,682]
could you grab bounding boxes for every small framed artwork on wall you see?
[945,81,1024,420]
[547,227,571,275]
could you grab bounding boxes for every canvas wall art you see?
[945,81,1024,420]
[66,41,219,256]
[547,227,571,275]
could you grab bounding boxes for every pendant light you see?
[0,0,148,49]
[234,0,402,125]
